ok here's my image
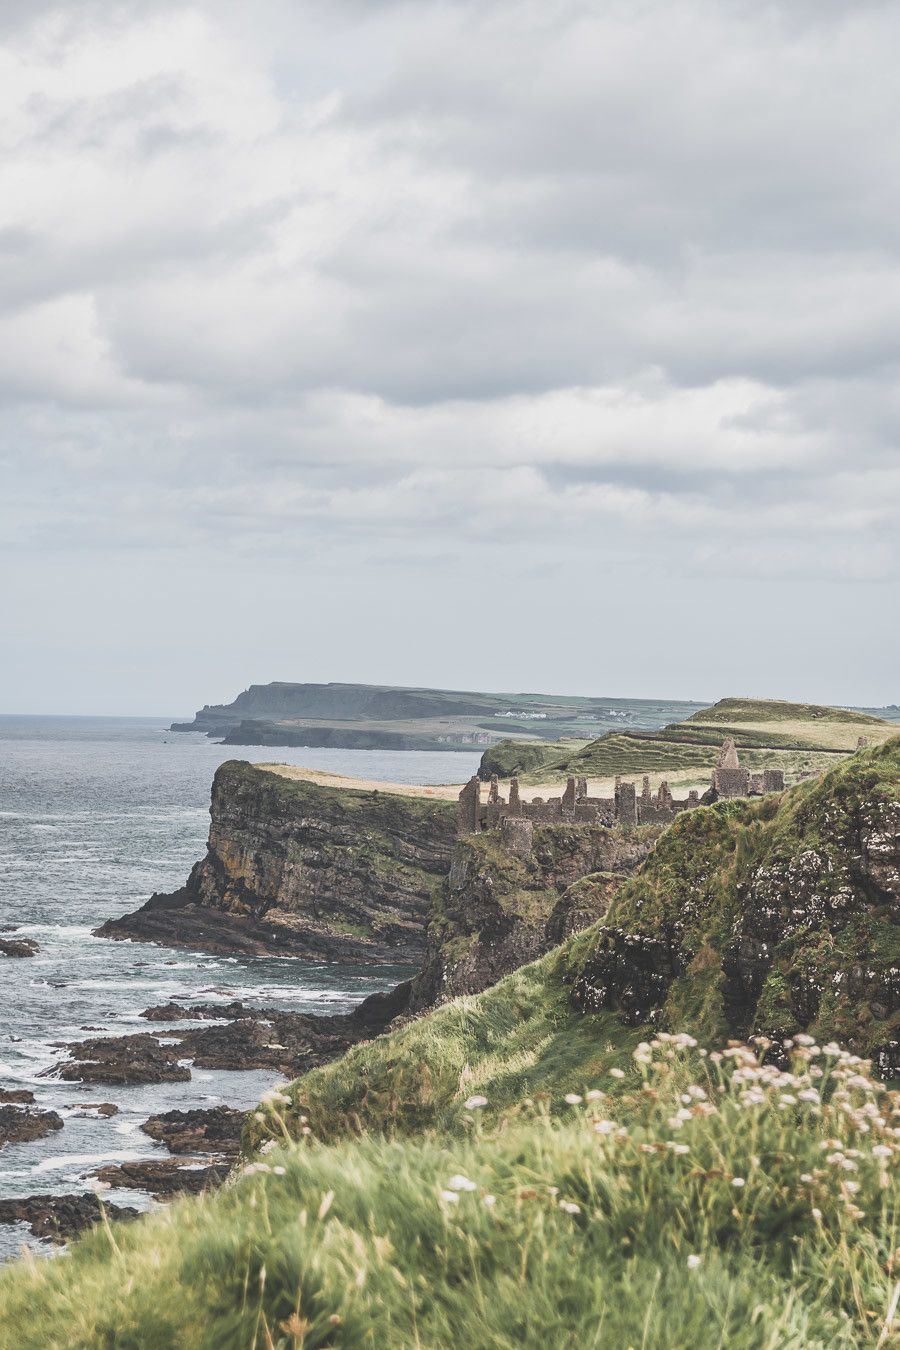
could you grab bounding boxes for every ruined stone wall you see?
[458,741,787,852]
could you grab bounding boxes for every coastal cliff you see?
[98,763,456,962]
[407,823,660,1011]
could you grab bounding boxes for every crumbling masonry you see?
[457,737,784,839]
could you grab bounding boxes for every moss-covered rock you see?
[566,737,900,1071]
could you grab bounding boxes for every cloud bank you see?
[1,0,897,710]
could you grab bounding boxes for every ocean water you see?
[0,715,482,1260]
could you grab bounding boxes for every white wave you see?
[31,1150,146,1173]
[14,924,94,938]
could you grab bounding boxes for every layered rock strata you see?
[97,762,456,961]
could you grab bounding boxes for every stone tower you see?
[711,738,750,799]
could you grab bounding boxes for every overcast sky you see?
[2,0,898,714]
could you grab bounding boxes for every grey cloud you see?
[0,0,897,711]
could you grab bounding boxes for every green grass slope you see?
[0,1027,895,1348]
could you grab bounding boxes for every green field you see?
[480,696,899,785]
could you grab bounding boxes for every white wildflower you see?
[564,1093,583,1105]
[464,1095,488,1110]
[558,1200,581,1215]
[447,1174,477,1192]
[609,1067,626,1079]
[439,1190,460,1204]
[687,1254,702,1269]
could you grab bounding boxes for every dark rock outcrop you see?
[96,763,455,961]
[91,1159,229,1199]
[0,1195,138,1243]
[49,1033,191,1085]
[51,986,409,1086]
[0,1104,64,1146]
[141,1106,246,1157]
[0,938,38,957]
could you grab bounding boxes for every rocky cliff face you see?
[98,763,456,962]
[407,823,660,1011]
[567,736,900,1073]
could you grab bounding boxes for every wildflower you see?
[447,1174,477,1192]
[439,1190,460,1204]
[260,1089,291,1106]
[594,1120,617,1135]
[272,1166,286,1177]
[799,1174,813,1184]
[687,1254,702,1270]
[585,1090,605,1102]
[564,1093,583,1105]
[795,1033,816,1046]
[731,1177,745,1188]
[671,1143,690,1155]
[812,1207,823,1220]
[609,1067,625,1080]
[797,1089,820,1103]
[558,1200,581,1215]
[872,1145,893,1159]
[482,1194,496,1208]
[464,1095,488,1110]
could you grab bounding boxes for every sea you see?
[0,715,483,1261]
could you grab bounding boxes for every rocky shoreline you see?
[0,986,412,1244]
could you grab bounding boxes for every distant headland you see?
[170,681,707,752]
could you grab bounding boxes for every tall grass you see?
[0,1034,896,1348]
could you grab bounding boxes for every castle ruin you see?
[457,737,784,839]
